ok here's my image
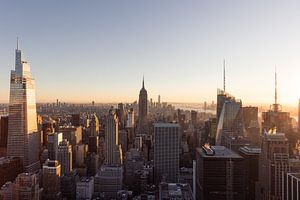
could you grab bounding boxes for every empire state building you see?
[138,77,148,134]
[7,41,40,173]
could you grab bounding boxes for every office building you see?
[75,144,88,167]
[59,126,82,147]
[262,73,292,135]
[126,108,134,128]
[256,132,289,199]
[283,173,300,200]
[0,116,8,150]
[60,171,78,200]
[117,103,125,128]
[89,113,99,137]
[159,183,194,200]
[239,146,261,200]
[76,177,94,200]
[85,152,99,176]
[105,110,122,166]
[124,148,144,186]
[71,114,80,127]
[94,166,123,199]
[0,157,23,187]
[154,123,180,183]
[7,42,40,173]
[48,132,63,160]
[14,173,41,200]
[191,110,197,128]
[57,139,72,175]
[42,160,61,200]
[216,96,244,146]
[196,145,245,200]
[0,181,14,200]
[118,129,128,156]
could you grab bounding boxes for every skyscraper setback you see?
[7,41,40,173]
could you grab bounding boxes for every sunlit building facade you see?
[105,110,122,166]
[216,97,244,146]
[256,132,289,199]
[7,42,40,173]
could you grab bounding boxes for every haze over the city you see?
[1,1,300,105]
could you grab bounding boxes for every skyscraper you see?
[257,131,289,199]
[48,132,63,160]
[216,97,244,146]
[191,110,197,127]
[105,110,122,166]
[14,173,41,200]
[239,146,260,200]
[262,71,291,133]
[7,40,40,173]
[138,77,148,134]
[42,159,61,200]
[298,99,300,132]
[154,123,180,183]
[196,145,245,200]
[57,139,72,175]
[89,113,99,137]
[0,116,9,156]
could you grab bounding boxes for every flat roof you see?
[198,146,243,159]
[154,122,180,128]
[288,173,300,180]
[239,146,261,155]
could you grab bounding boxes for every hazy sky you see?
[1,1,300,105]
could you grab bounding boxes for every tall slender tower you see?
[273,68,279,112]
[138,76,148,134]
[223,59,226,92]
[7,40,40,173]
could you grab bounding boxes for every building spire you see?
[273,67,279,112]
[17,37,19,50]
[223,59,226,92]
[142,75,145,89]
[275,67,277,105]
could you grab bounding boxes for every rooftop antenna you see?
[17,37,19,50]
[142,74,145,88]
[275,67,277,105]
[273,67,279,112]
[223,59,226,92]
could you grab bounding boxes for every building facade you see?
[7,43,40,173]
[57,139,72,175]
[196,145,245,200]
[257,132,289,199]
[154,123,180,183]
[105,110,121,166]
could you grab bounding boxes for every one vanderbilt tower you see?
[7,40,40,173]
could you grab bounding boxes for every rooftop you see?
[264,132,288,141]
[239,146,261,155]
[154,122,180,128]
[199,145,243,159]
[159,183,194,200]
[288,173,300,180]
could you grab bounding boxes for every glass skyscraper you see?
[7,41,40,173]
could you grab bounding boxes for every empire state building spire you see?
[142,75,145,88]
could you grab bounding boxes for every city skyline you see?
[1,1,300,106]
